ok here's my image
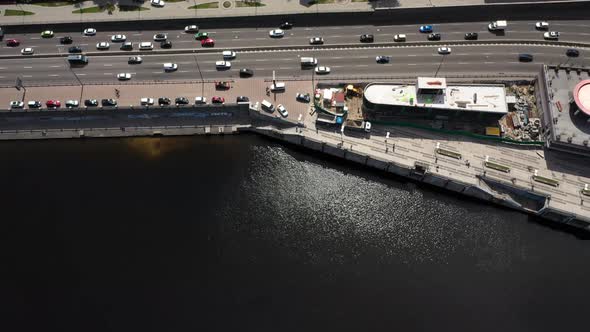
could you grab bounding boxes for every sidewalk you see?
[0,0,487,25]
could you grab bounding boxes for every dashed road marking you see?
[48,74,59,77]
[24,66,33,69]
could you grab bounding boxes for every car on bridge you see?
[6,39,20,46]
[111,34,126,42]
[160,40,172,49]
[236,96,250,103]
[394,34,406,42]
[117,73,132,80]
[315,66,330,74]
[222,50,236,59]
[41,30,54,38]
[28,101,42,108]
[201,38,215,47]
[68,46,82,53]
[175,97,190,105]
[376,56,391,64]
[60,36,73,44]
[83,28,96,36]
[310,37,324,45]
[101,99,117,107]
[215,81,231,90]
[296,93,310,103]
[84,99,98,107]
[65,100,79,108]
[419,25,433,33]
[195,32,209,40]
[269,29,285,38]
[128,56,142,64]
[535,21,549,30]
[464,32,478,40]
[140,98,155,106]
[360,34,374,43]
[216,61,231,69]
[518,53,533,62]
[120,42,133,50]
[151,0,165,7]
[21,47,34,55]
[240,68,254,77]
[280,22,293,30]
[194,97,207,104]
[544,31,560,40]
[566,49,580,57]
[277,104,288,118]
[185,25,199,33]
[438,47,451,54]
[427,33,441,41]
[153,33,167,41]
[212,96,225,104]
[96,42,110,50]
[9,101,24,109]
[158,97,171,106]
[46,100,61,108]
[163,63,178,72]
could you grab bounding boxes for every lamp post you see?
[67,59,84,103]
[193,54,205,96]
[385,131,390,152]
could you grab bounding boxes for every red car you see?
[215,81,230,90]
[201,38,215,47]
[211,96,225,104]
[6,39,20,47]
[46,100,61,108]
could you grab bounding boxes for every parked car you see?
[269,29,285,38]
[211,96,225,104]
[160,40,172,49]
[419,25,433,33]
[9,101,24,109]
[427,33,441,41]
[163,63,178,72]
[111,34,126,42]
[438,47,451,54]
[240,68,254,77]
[236,96,249,103]
[215,81,231,89]
[296,93,310,103]
[83,28,97,36]
[175,97,190,105]
[60,36,73,44]
[101,99,117,106]
[360,34,374,43]
[68,46,82,53]
[194,96,207,104]
[27,101,42,108]
[464,32,478,40]
[65,100,79,108]
[185,25,199,33]
[376,56,391,64]
[158,97,171,105]
[277,104,288,118]
[310,37,324,45]
[120,42,133,50]
[6,39,20,47]
[140,98,154,106]
[566,49,580,57]
[46,100,61,108]
[84,99,98,107]
[128,56,142,64]
[117,72,131,80]
[201,38,215,47]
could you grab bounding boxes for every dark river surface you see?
[1,135,589,332]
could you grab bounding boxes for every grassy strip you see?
[118,5,150,12]
[533,175,559,187]
[485,161,510,173]
[235,1,265,7]
[436,148,462,160]
[72,6,105,14]
[4,9,35,16]
[188,2,219,9]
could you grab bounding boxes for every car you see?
[215,81,231,89]
[65,100,79,108]
[96,42,110,50]
[438,47,451,54]
[194,96,207,104]
[84,99,98,107]
[464,32,478,40]
[394,34,406,42]
[6,39,20,47]
[222,50,236,59]
[360,34,374,43]
[315,66,330,74]
[279,22,293,30]
[535,21,549,30]
[270,82,286,92]
[140,98,154,106]
[376,56,391,64]
[59,36,73,44]
[427,33,441,41]
[269,29,284,38]
[160,40,172,49]
[215,61,231,69]
[9,101,24,109]
[46,100,61,108]
[153,33,167,41]
[195,32,209,40]
[419,25,433,33]
[139,42,154,50]
[163,63,178,71]
[240,68,254,77]
[201,38,215,47]
[296,93,310,103]
[120,42,133,50]
[111,34,126,42]
[117,72,131,80]
[211,96,225,104]
[544,31,560,40]
[185,25,199,33]
[68,46,82,53]
[518,53,533,62]
[101,99,117,106]
[158,97,171,105]
[566,49,580,57]
[28,101,42,108]
[151,0,165,7]
[83,28,96,36]
[310,37,324,45]
[128,56,142,64]
[236,96,249,103]
[21,47,34,55]
[175,97,190,105]
[277,104,288,118]
[41,30,54,38]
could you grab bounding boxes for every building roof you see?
[574,80,590,116]
[333,92,345,103]
[417,77,446,90]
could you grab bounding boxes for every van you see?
[394,34,406,42]
[269,82,285,92]
[261,100,274,112]
[300,57,318,67]
[139,42,153,50]
[67,54,88,65]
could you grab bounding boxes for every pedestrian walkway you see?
[0,0,487,25]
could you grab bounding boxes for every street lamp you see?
[193,54,205,96]
[385,131,390,152]
[66,59,84,103]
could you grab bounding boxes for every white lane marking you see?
[0,67,6,70]
[50,65,61,68]
[178,62,192,64]
[407,54,417,57]
[132,33,142,36]
[279,67,294,70]
[23,75,32,77]
[80,43,88,46]
[457,62,470,64]
[408,64,417,66]
[104,64,112,66]
[151,71,162,74]
[0,76,4,78]
[77,73,86,76]
[356,64,369,67]
[30,37,40,40]
[103,73,112,75]
[484,62,495,64]
[231,31,241,33]
[255,38,266,40]
[201,69,215,72]
[49,74,59,77]
[179,70,190,73]
[24,66,33,69]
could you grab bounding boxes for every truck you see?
[67,54,89,66]
[488,20,507,31]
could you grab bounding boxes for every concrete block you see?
[345,151,368,165]
[303,138,324,152]
[283,134,303,145]
[446,180,467,193]
[323,144,346,158]
[463,186,493,201]
[366,157,389,171]
[422,173,448,188]
[388,162,411,177]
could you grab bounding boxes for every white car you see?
[83,28,96,36]
[96,42,110,50]
[315,66,331,74]
[222,50,236,59]
[111,34,126,42]
[438,47,451,54]
[185,25,199,33]
[269,29,284,38]
[139,42,154,50]
[535,21,549,30]
[151,0,165,7]
[163,63,178,71]
[194,96,207,104]
[65,100,79,107]
[215,61,231,69]
[309,37,324,45]
[117,73,131,80]
[544,31,560,40]
[277,104,288,118]
[153,33,167,41]
[21,47,34,55]
[140,98,154,106]
[9,101,24,109]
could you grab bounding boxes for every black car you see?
[518,53,533,62]
[566,49,580,57]
[428,33,441,41]
[464,32,478,40]
[239,68,254,77]
[175,97,189,105]
[84,99,98,107]
[296,93,311,103]
[158,97,171,105]
[279,22,293,30]
[60,36,73,44]
[101,99,117,106]
[360,34,374,43]
[160,40,172,49]
[236,96,249,103]
[120,42,133,51]
[68,46,82,53]
[376,56,391,64]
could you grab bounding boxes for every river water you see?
[1,135,589,331]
